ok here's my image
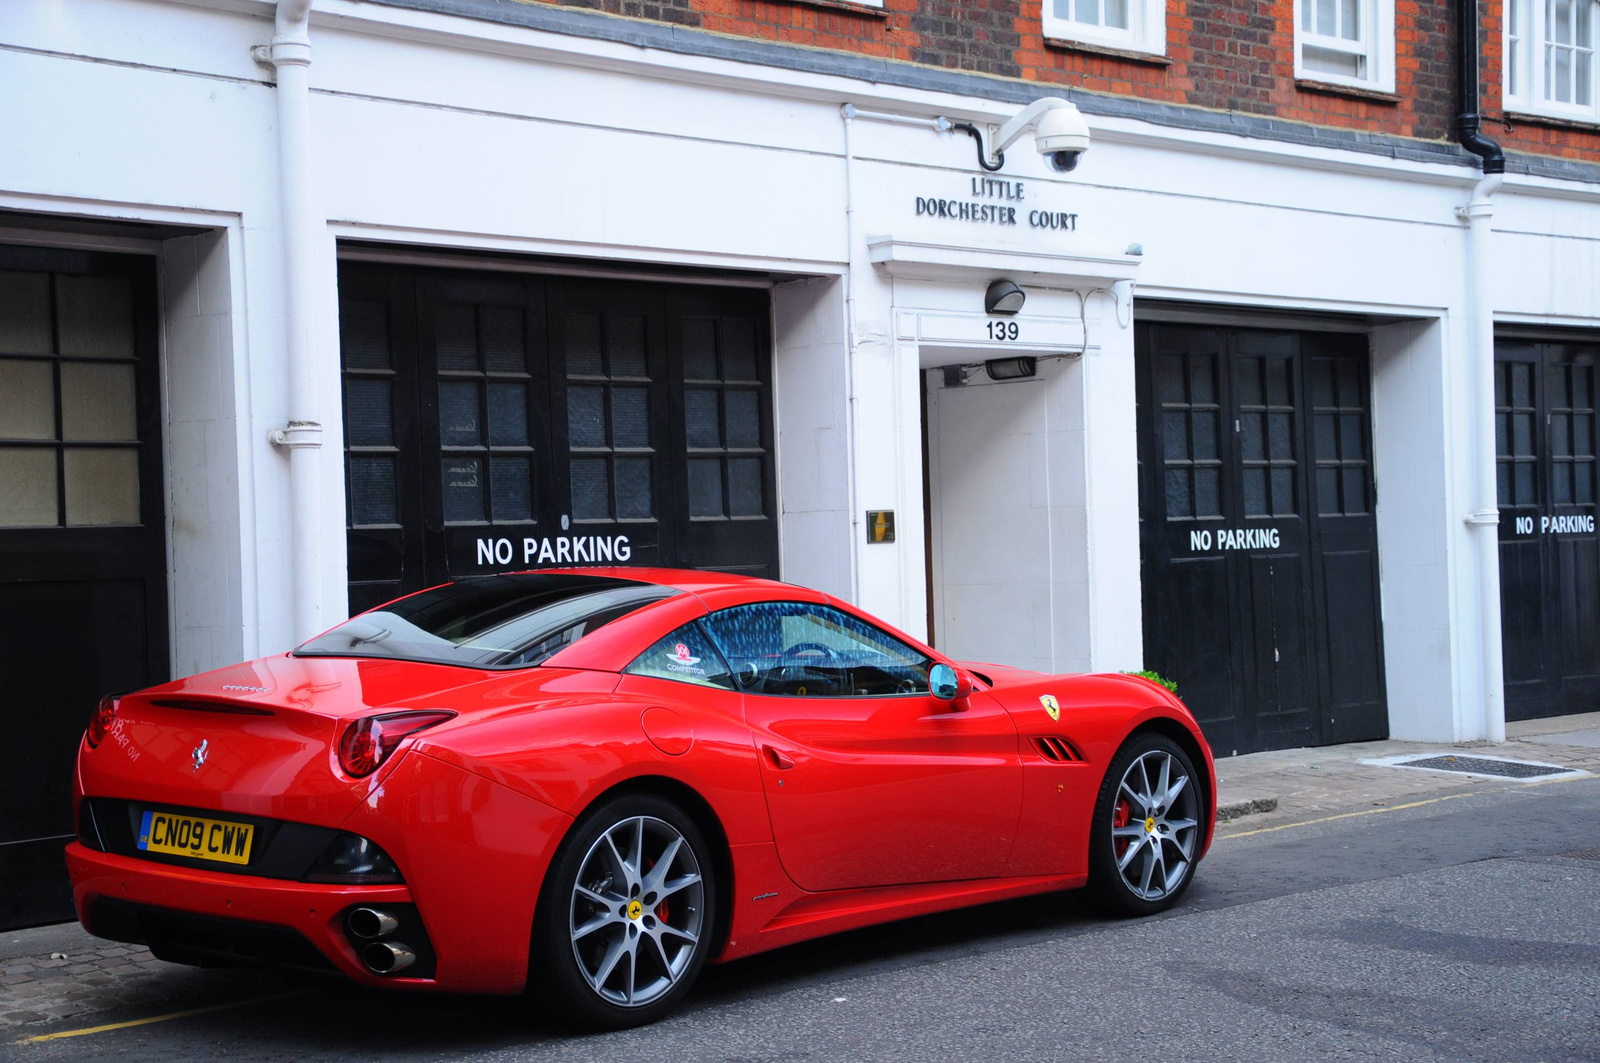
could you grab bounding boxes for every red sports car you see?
[67,568,1215,1028]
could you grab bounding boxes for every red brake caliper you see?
[1113,797,1132,861]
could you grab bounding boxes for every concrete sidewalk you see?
[1213,711,1600,829]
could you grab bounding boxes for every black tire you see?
[1085,732,1205,917]
[528,793,716,1030]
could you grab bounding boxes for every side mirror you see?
[930,663,972,706]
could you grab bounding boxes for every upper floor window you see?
[1505,0,1599,121]
[1294,0,1396,92]
[1043,0,1166,57]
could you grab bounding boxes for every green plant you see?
[1123,669,1178,695]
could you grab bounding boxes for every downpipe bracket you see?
[268,420,324,449]
[1464,509,1500,526]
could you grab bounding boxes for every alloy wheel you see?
[1110,749,1200,901]
[568,815,705,1007]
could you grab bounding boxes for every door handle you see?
[761,745,795,770]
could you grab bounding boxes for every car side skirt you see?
[716,840,1084,963]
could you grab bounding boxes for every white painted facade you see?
[3,0,1598,744]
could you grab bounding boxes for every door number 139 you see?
[986,321,1020,341]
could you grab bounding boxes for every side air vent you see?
[1030,736,1081,762]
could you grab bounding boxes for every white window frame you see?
[1042,0,1166,58]
[1293,0,1396,93]
[1504,0,1600,123]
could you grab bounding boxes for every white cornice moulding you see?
[866,235,1141,288]
[166,0,1600,200]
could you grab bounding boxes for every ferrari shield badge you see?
[1040,695,1061,722]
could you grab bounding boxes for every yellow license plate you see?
[137,810,254,865]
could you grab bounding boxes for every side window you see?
[626,622,734,690]
[701,602,932,697]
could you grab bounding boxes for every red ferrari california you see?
[67,568,1215,1028]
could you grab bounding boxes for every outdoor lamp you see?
[985,279,1027,315]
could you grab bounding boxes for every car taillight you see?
[85,695,119,749]
[338,711,455,778]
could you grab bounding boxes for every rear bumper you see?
[65,843,438,989]
[67,752,572,995]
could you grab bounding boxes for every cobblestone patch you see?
[0,940,286,1030]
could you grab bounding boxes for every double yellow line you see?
[12,989,309,1045]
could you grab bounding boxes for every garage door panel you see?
[1320,547,1386,743]
[1165,553,1239,736]
[0,248,167,930]
[1557,534,1600,678]
[1499,536,1546,687]
[1246,552,1315,747]
[1497,339,1600,720]
[338,262,779,611]
[1137,322,1386,756]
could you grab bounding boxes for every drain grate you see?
[1394,754,1572,778]
[1563,848,1600,862]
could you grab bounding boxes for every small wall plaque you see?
[866,510,895,544]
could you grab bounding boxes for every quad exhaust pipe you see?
[362,940,416,974]
[347,907,399,940]
[347,907,416,974]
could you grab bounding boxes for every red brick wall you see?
[535,0,1599,164]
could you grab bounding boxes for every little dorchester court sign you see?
[914,177,1079,232]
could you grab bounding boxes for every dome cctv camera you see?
[1034,103,1089,172]
[948,96,1091,173]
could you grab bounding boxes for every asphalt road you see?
[7,774,1599,1062]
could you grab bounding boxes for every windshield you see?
[295,574,678,668]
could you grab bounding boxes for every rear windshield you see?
[294,574,678,669]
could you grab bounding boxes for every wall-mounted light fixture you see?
[984,279,1026,315]
[985,357,1037,381]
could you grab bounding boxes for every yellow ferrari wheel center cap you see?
[1144,817,1157,834]
[627,899,644,920]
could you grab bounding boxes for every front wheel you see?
[529,794,715,1029]
[1086,733,1205,916]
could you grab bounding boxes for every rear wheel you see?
[529,794,714,1029]
[1086,733,1204,916]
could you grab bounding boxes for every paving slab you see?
[1213,710,1600,830]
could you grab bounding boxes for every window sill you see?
[1295,78,1400,104]
[1503,108,1600,133]
[1043,36,1172,65]
[780,0,888,16]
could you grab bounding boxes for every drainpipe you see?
[261,0,324,644]
[838,104,864,606]
[1453,0,1506,742]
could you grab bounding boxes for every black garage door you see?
[337,263,779,613]
[1135,323,1388,756]
[1496,337,1599,721]
[0,246,168,929]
